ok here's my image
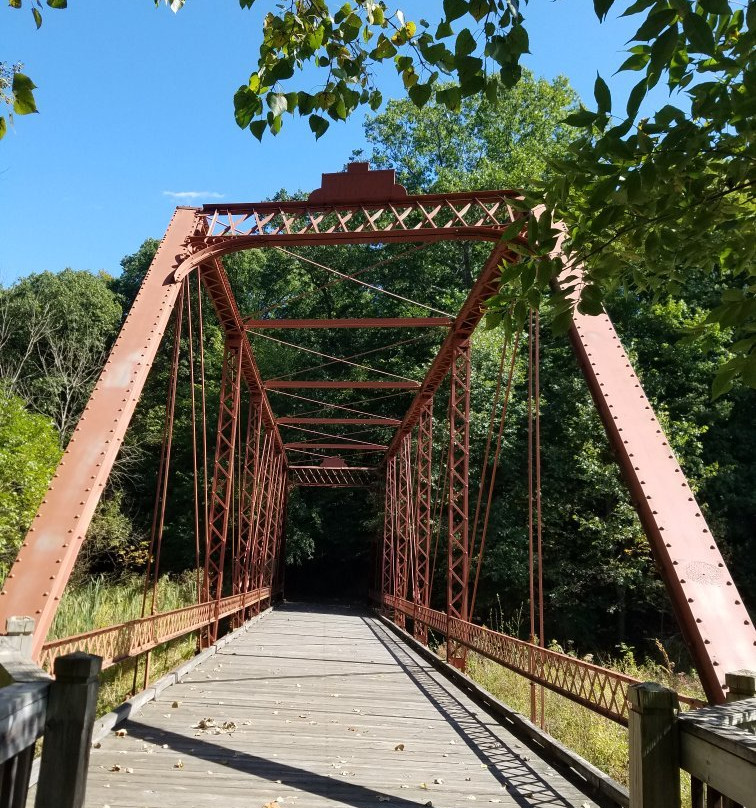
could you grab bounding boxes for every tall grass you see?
[49,572,200,715]
[49,571,198,640]
[465,650,705,790]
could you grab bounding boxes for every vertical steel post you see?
[393,434,414,629]
[259,452,284,600]
[414,399,433,643]
[203,337,244,645]
[447,340,471,669]
[248,430,272,614]
[233,399,262,624]
[381,458,397,613]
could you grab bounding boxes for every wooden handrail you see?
[628,672,756,807]
[0,641,101,808]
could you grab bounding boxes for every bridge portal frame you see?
[1,162,753,702]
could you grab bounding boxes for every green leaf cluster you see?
[488,0,756,392]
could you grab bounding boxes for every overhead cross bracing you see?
[1,162,754,724]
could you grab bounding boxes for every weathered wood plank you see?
[72,606,612,808]
[0,682,48,765]
[35,653,102,808]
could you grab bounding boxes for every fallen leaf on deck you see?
[394,744,405,752]
[171,701,180,708]
[174,760,184,769]
[115,729,127,737]
[109,765,122,772]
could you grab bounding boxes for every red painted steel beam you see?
[0,207,200,659]
[203,339,244,646]
[567,305,756,702]
[204,185,519,215]
[414,399,433,643]
[200,257,285,456]
[245,317,453,329]
[284,442,388,451]
[289,465,377,470]
[382,459,397,610]
[447,341,471,669]
[277,417,401,426]
[383,242,514,462]
[289,465,378,488]
[266,380,420,390]
[172,166,527,282]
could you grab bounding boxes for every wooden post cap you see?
[725,670,756,700]
[53,652,103,683]
[628,682,680,712]
[6,616,35,635]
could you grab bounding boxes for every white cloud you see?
[162,190,224,200]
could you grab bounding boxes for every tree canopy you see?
[7,0,753,391]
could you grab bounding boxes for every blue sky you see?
[2,0,664,284]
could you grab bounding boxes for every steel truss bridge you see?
[2,164,754,807]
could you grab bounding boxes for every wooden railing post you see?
[628,682,680,808]
[725,670,756,703]
[717,671,756,808]
[34,652,102,808]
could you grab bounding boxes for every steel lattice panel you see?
[290,466,378,487]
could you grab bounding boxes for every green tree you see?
[361,70,577,193]
[0,387,61,579]
[0,269,123,441]
[8,1,753,381]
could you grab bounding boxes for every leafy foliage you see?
[0,269,123,439]
[0,387,61,577]
[517,0,756,394]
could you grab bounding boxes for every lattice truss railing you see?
[39,589,270,673]
[385,596,705,725]
[199,191,521,242]
[290,466,378,487]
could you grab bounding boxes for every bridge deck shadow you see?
[76,605,599,807]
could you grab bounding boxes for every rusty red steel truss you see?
[1,163,754,715]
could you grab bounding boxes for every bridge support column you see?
[203,337,244,646]
[381,458,397,616]
[414,399,433,643]
[393,434,414,629]
[248,431,273,614]
[447,340,471,669]
[233,399,263,626]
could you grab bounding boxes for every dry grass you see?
[464,649,705,791]
[49,573,201,716]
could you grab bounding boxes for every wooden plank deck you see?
[79,605,599,807]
